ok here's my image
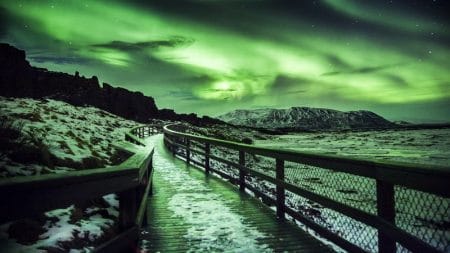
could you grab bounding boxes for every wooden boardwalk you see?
[140,136,334,252]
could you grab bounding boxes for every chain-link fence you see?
[164,126,450,253]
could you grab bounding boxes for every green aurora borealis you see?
[1,0,449,122]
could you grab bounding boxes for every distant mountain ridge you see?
[218,107,395,131]
[0,43,221,125]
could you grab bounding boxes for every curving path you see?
[139,135,333,252]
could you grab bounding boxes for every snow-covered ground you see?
[0,97,154,252]
[181,128,450,252]
[0,97,140,177]
[253,129,450,252]
[148,134,273,252]
[255,128,450,166]
[0,194,120,253]
[1,96,448,252]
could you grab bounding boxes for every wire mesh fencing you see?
[164,126,450,253]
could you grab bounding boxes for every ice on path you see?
[148,134,272,253]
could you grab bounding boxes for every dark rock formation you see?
[0,43,222,125]
[0,43,157,122]
[158,108,220,126]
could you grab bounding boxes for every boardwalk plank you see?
[140,135,334,253]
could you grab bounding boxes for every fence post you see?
[377,180,396,253]
[239,151,245,191]
[276,159,285,220]
[171,137,176,156]
[119,188,137,230]
[148,159,153,196]
[186,138,190,165]
[119,188,138,251]
[205,143,210,174]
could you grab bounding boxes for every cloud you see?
[91,36,195,52]
[29,56,90,65]
[0,7,9,37]
[2,0,448,121]
[323,54,352,69]
[321,63,402,76]
[381,74,409,87]
[171,74,216,85]
[165,90,200,101]
[270,75,310,94]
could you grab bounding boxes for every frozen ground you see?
[181,127,450,252]
[0,194,120,253]
[0,96,141,177]
[0,97,152,252]
[145,134,272,253]
[255,128,450,167]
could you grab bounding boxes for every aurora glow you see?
[0,0,449,122]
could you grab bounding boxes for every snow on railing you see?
[125,125,161,146]
[0,124,158,252]
[163,123,450,253]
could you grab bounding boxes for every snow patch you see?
[151,135,272,252]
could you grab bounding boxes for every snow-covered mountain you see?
[218,107,394,130]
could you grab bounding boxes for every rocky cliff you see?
[0,43,220,125]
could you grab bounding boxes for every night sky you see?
[1,0,449,122]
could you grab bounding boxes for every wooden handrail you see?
[164,125,449,197]
[163,123,450,253]
[0,124,160,253]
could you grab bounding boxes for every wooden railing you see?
[0,125,160,252]
[125,125,161,146]
[163,124,450,253]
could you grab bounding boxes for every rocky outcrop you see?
[158,108,220,126]
[0,43,221,125]
[0,43,158,122]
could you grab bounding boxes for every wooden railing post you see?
[170,137,176,156]
[276,159,285,220]
[377,180,396,253]
[161,124,450,253]
[148,160,153,196]
[119,188,137,230]
[186,138,190,165]
[239,151,246,191]
[205,143,210,174]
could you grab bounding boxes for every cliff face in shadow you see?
[0,43,221,125]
